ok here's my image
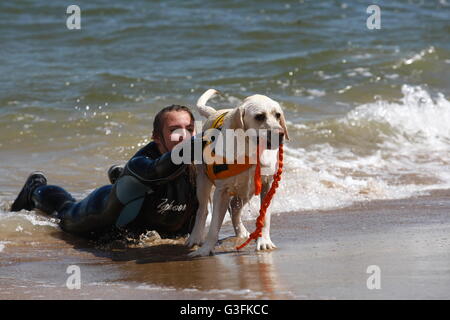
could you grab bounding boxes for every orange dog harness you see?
[205,112,254,182]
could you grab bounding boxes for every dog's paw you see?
[185,239,198,249]
[185,234,203,248]
[256,237,277,251]
[188,246,215,257]
[236,228,250,239]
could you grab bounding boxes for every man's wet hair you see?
[152,104,197,186]
[152,104,195,139]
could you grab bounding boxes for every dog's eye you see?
[275,112,281,119]
[254,113,266,122]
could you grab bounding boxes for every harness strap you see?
[205,111,255,182]
[211,112,227,129]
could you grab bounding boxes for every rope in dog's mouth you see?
[236,143,284,250]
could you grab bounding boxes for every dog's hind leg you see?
[189,186,229,257]
[229,196,250,239]
[185,168,213,248]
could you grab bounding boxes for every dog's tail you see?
[196,89,220,118]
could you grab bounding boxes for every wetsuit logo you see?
[157,198,187,215]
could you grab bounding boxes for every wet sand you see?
[1,189,450,300]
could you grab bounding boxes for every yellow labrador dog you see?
[186,89,289,257]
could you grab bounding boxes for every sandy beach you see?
[1,189,449,300]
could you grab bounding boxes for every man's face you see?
[154,110,195,153]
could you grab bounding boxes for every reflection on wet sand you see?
[26,217,289,298]
[94,237,292,299]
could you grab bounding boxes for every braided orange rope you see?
[236,144,284,250]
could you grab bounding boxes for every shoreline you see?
[1,189,449,299]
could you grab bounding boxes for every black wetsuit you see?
[31,141,198,238]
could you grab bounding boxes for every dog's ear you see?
[229,106,245,130]
[279,112,290,141]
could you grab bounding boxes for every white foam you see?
[136,284,176,292]
[394,46,436,69]
[0,207,59,234]
[306,89,326,98]
[182,287,265,299]
[0,241,11,252]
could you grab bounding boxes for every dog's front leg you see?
[189,187,229,257]
[256,211,276,250]
[256,175,277,251]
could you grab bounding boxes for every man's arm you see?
[123,136,204,186]
[124,151,185,185]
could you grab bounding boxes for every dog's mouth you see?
[258,131,284,150]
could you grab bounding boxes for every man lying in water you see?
[10,105,200,239]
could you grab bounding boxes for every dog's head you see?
[230,94,290,149]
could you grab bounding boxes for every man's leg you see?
[10,172,48,212]
[32,185,76,216]
[33,184,116,236]
[11,172,118,237]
